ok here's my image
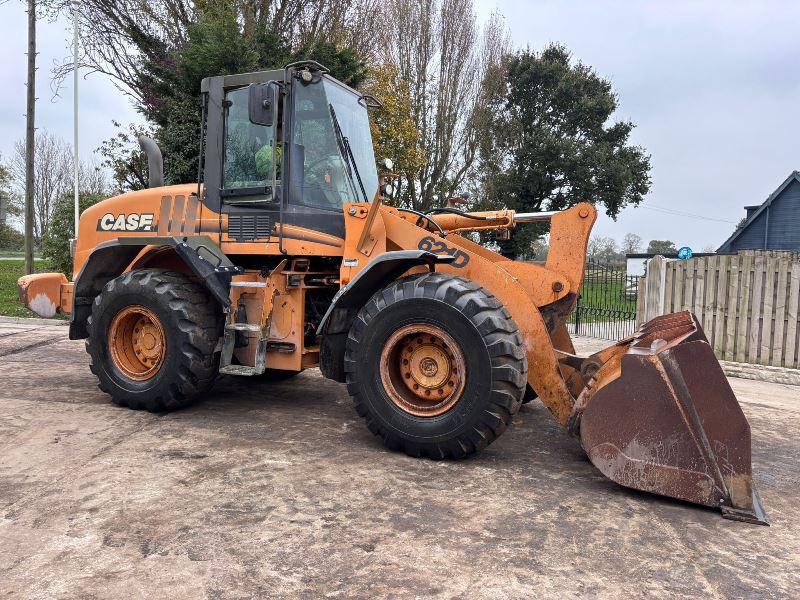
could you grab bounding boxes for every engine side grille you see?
[228,214,271,242]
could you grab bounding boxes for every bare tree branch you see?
[10,131,107,241]
[379,0,509,211]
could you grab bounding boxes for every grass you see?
[0,259,61,318]
[567,270,639,324]
[0,250,43,259]
[2,260,638,323]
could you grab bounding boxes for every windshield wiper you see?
[329,104,369,204]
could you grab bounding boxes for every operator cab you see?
[199,62,379,242]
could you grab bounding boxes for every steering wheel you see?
[305,155,340,173]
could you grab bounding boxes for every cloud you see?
[478,0,800,249]
[0,5,141,167]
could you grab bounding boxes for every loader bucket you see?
[574,312,768,524]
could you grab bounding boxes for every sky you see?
[0,5,140,169]
[475,0,800,251]
[1,1,799,251]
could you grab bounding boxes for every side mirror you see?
[249,82,275,127]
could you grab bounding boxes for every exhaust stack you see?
[137,135,164,188]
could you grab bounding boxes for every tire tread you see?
[85,269,221,412]
[344,272,527,459]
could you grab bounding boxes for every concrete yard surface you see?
[1,322,798,598]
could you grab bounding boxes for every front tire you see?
[86,269,222,411]
[344,273,527,459]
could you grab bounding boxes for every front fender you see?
[318,250,455,335]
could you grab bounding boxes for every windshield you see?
[289,77,378,210]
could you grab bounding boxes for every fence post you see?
[644,255,667,322]
[636,276,646,326]
[574,293,581,336]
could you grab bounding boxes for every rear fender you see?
[68,235,236,339]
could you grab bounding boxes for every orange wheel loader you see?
[18,62,767,524]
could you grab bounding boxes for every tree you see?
[97,122,152,193]
[84,4,370,189]
[378,1,509,211]
[588,235,623,264]
[10,131,107,242]
[646,239,677,255]
[363,64,424,204]
[481,45,651,258]
[0,224,24,251]
[0,156,22,226]
[622,233,642,254]
[0,152,24,251]
[11,132,71,241]
[530,235,549,261]
[42,193,104,275]
[49,0,380,103]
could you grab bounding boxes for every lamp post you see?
[73,0,79,239]
[24,0,36,275]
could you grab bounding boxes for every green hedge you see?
[42,194,104,275]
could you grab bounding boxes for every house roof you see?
[717,170,800,252]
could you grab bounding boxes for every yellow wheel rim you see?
[108,305,166,381]
[379,324,466,417]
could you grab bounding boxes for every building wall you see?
[767,178,800,250]
[728,178,800,252]
[730,211,766,251]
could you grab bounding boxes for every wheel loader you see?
[19,61,767,524]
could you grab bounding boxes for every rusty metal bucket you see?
[571,312,768,525]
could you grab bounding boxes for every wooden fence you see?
[636,251,800,368]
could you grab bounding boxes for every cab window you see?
[223,87,278,194]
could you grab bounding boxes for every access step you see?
[225,323,262,332]
[219,364,263,376]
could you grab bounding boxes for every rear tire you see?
[86,269,222,411]
[345,273,527,459]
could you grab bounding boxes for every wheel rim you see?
[379,324,466,417]
[108,305,166,381]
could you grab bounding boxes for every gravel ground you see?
[1,323,798,599]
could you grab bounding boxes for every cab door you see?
[219,85,281,252]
